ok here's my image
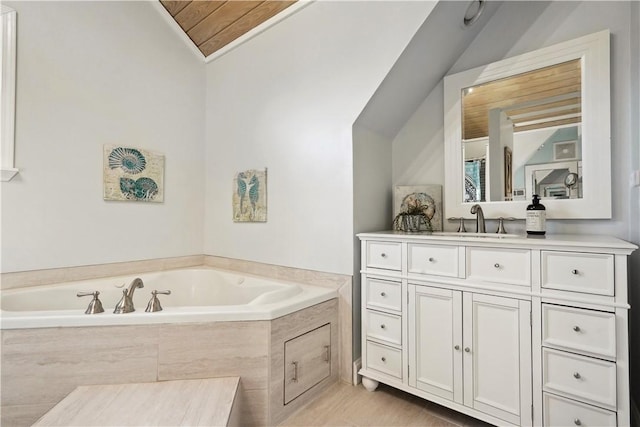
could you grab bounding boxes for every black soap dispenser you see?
[526,194,546,235]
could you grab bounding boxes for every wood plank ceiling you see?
[462,59,582,140]
[161,0,297,57]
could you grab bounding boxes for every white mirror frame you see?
[1,5,18,181]
[444,30,610,219]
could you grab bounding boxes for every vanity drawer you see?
[466,247,531,286]
[544,393,617,427]
[542,304,616,359]
[541,251,614,296]
[366,341,402,379]
[366,241,402,271]
[542,348,616,410]
[365,309,401,346]
[407,244,459,278]
[366,278,401,312]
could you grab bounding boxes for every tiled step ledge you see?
[34,377,241,427]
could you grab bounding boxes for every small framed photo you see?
[553,140,578,161]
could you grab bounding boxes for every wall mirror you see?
[444,30,610,219]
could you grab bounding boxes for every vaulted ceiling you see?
[160,0,297,57]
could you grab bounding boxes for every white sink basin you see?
[430,232,521,238]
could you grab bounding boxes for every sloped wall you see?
[203,1,434,275]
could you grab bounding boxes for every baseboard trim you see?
[353,358,362,385]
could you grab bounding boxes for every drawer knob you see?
[428,257,435,262]
[381,357,386,362]
[381,253,387,258]
[574,419,582,426]
[380,292,386,297]
[494,263,500,269]
[573,372,581,379]
[380,324,386,329]
[573,325,581,332]
[571,269,579,275]
[464,347,471,353]
[454,345,460,350]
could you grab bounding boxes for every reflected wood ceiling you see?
[462,59,582,140]
[160,0,297,57]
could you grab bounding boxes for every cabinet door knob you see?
[291,361,299,382]
[573,372,581,379]
[573,325,581,332]
[381,357,386,362]
[574,419,582,426]
[428,257,435,262]
[571,269,579,275]
[454,345,460,350]
[380,324,386,329]
[324,345,330,363]
[494,263,500,269]
[464,347,471,353]
[381,253,387,258]
[380,292,386,297]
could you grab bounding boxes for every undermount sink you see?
[429,232,521,238]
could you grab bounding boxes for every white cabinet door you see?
[463,293,532,426]
[409,285,463,403]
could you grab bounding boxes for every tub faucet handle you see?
[77,291,105,314]
[145,290,171,313]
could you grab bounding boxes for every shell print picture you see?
[103,145,164,202]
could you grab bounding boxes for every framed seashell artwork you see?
[233,168,267,222]
[103,145,164,202]
[393,185,443,231]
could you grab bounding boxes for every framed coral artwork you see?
[233,169,267,222]
[103,145,164,202]
[393,185,443,231]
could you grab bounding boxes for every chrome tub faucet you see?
[114,278,144,314]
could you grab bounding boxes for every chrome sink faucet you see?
[114,278,144,314]
[470,204,486,233]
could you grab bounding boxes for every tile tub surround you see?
[0,255,205,290]
[1,299,339,426]
[204,255,353,385]
[0,255,354,385]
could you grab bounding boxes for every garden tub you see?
[0,267,337,329]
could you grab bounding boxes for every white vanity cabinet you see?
[358,232,636,427]
[409,286,531,425]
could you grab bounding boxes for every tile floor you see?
[279,382,493,426]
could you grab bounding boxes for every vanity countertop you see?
[33,377,240,426]
[357,231,637,253]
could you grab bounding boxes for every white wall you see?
[352,124,393,358]
[0,1,205,273]
[393,1,637,237]
[203,1,433,275]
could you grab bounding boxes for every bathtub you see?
[0,267,337,329]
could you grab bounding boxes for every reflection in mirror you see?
[461,60,582,202]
